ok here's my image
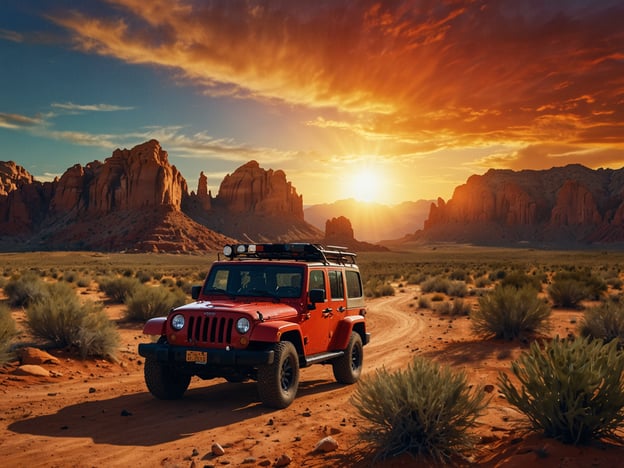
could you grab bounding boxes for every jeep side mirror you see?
[191,285,201,300]
[308,289,325,309]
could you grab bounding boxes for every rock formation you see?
[216,160,303,218]
[324,216,388,251]
[0,161,33,196]
[0,140,323,252]
[418,164,624,245]
[185,160,321,243]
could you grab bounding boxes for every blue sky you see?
[1,0,623,205]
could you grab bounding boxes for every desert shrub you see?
[364,279,395,298]
[606,276,623,290]
[446,281,468,297]
[501,270,541,291]
[548,270,606,307]
[472,285,551,339]
[77,308,120,360]
[407,272,427,285]
[474,276,492,288]
[436,299,471,316]
[351,356,488,462]
[449,269,469,282]
[421,276,450,294]
[27,282,89,347]
[124,284,187,321]
[0,303,17,364]
[580,301,624,347]
[548,279,589,308]
[98,276,141,303]
[135,270,152,283]
[26,282,119,359]
[4,272,49,307]
[499,336,624,444]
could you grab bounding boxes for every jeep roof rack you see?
[222,243,357,265]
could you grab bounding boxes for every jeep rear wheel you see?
[144,357,191,400]
[257,341,300,408]
[332,332,363,384]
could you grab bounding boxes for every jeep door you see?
[303,268,332,354]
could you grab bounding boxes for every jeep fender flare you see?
[251,321,303,346]
[143,317,167,336]
[331,315,366,350]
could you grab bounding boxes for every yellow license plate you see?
[186,350,207,364]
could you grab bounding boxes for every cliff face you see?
[216,160,303,218]
[420,164,624,245]
[0,140,321,251]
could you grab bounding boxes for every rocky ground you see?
[2,284,624,467]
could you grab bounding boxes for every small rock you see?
[14,365,50,377]
[191,448,199,457]
[89,387,96,393]
[120,409,132,416]
[484,384,495,393]
[274,453,291,467]
[314,436,338,453]
[211,442,225,456]
[18,347,60,365]
[258,460,271,467]
[242,457,256,464]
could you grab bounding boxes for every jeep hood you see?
[173,300,298,321]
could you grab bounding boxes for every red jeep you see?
[138,243,370,408]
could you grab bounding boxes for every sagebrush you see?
[0,303,17,364]
[472,285,551,339]
[27,282,119,359]
[351,356,488,462]
[580,300,624,347]
[499,336,624,444]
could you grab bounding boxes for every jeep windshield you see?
[203,264,304,299]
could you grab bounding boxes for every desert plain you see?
[1,247,624,467]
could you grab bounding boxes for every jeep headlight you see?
[171,314,185,330]
[236,317,251,334]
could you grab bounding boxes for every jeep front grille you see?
[186,315,234,345]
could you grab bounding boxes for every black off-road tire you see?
[257,341,300,408]
[144,357,191,400]
[332,332,363,384]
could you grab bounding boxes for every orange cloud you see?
[49,0,624,151]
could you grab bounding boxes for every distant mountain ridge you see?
[414,164,624,245]
[304,198,432,242]
[0,140,321,252]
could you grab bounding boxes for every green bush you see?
[0,303,17,364]
[77,308,120,360]
[501,270,542,291]
[26,282,119,359]
[499,336,624,444]
[472,285,551,339]
[548,270,607,307]
[351,356,488,462]
[580,301,624,347]
[421,276,451,294]
[4,272,49,307]
[98,276,141,303]
[124,284,187,321]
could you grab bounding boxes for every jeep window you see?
[328,270,344,300]
[346,270,363,298]
[309,270,326,297]
[204,264,304,298]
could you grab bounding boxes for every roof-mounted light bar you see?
[221,243,357,265]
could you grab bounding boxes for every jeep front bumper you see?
[138,343,275,367]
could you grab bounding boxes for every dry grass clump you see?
[499,336,624,445]
[351,356,488,463]
[580,300,624,347]
[124,284,187,321]
[26,282,119,360]
[4,271,49,307]
[98,276,141,303]
[548,269,607,308]
[472,285,551,340]
[0,303,17,364]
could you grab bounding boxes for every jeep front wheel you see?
[332,332,363,384]
[257,341,300,408]
[144,357,191,400]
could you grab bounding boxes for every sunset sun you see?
[347,167,384,202]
